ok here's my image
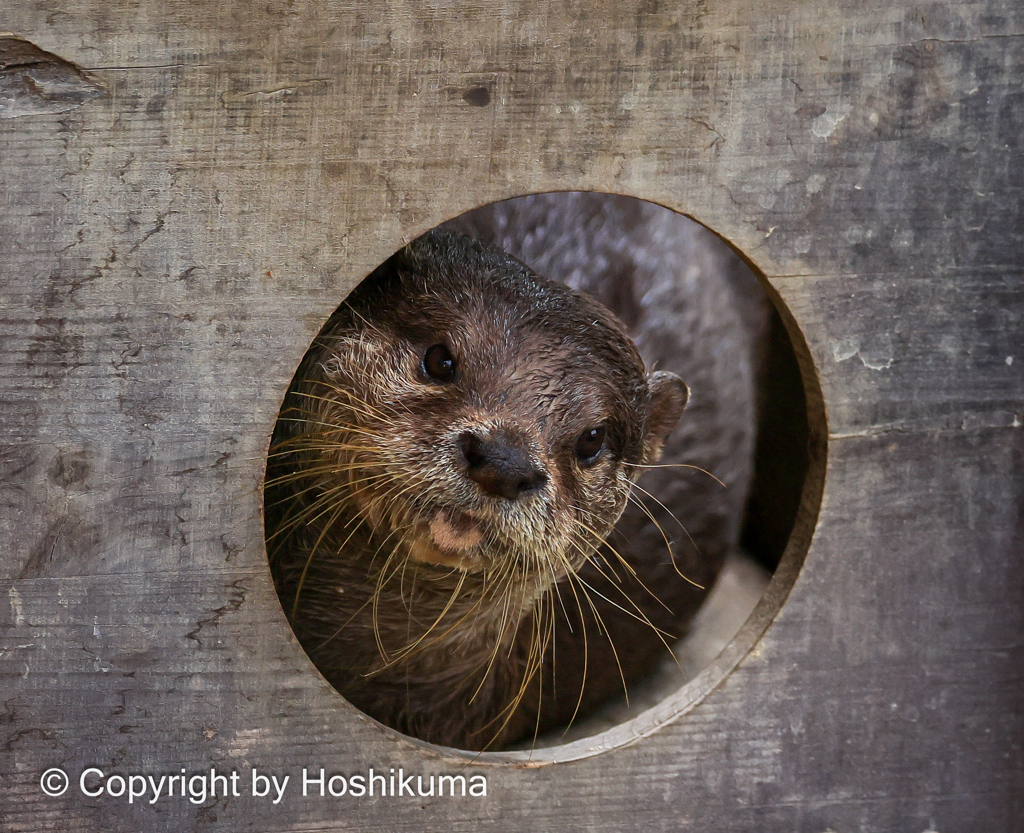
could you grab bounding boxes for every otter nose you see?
[458,431,548,501]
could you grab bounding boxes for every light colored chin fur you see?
[429,509,484,551]
[406,536,481,570]
[406,511,486,570]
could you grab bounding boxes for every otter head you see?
[287,229,688,604]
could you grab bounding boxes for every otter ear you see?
[642,371,689,464]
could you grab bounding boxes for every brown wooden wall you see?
[1,1,1021,830]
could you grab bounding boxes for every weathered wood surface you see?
[0,1,1021,831]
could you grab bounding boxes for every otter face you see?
[285,230,688,597]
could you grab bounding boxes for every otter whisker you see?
[550,550,596,727]
[621,460,727,489]
[267,468,392,543]
[290,388,393,426]
[562,531,679,649]
[570,509,680,617]
[625,483,705,589]
[289,501,363,621]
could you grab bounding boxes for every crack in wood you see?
[0,36,105,118]
[184,580,248,649]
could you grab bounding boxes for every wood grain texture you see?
[0,0,1021,830]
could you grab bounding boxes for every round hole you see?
[264,191,825,760]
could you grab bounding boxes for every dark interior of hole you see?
[742,306,810,573]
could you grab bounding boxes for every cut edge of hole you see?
[260,191,829,764]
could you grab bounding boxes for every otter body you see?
[268,197,766,750]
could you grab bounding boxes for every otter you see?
[266,226,702,749]
[268,193,771,750]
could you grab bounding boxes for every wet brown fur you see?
[266,228,688,749]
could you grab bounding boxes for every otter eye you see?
[422,343,457,383]
[575,426,606,466]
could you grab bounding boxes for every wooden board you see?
[1,1,1021,830]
